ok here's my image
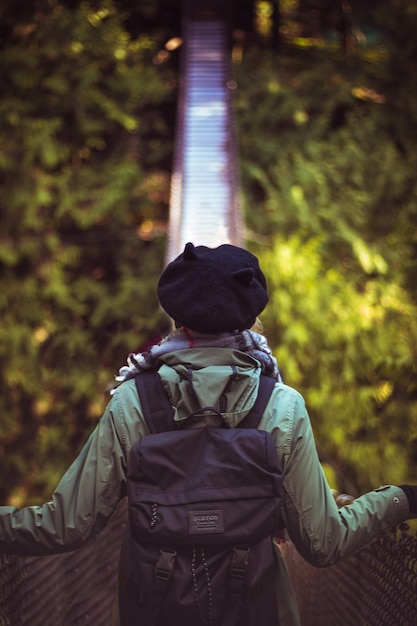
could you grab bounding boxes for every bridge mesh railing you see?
[0,501,127,626]
[281,523,417,626]
[1,503,417,625]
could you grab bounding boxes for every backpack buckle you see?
[154,547,177,581]
[231,546,250,579]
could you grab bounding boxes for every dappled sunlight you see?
[257,231,417,490]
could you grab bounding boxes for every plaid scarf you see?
[113,328,282,393]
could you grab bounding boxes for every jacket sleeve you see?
[272,386,410,567]
[0,381,144,556]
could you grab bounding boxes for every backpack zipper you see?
[149,503,158,530]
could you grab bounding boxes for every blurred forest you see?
[0,0,416,504]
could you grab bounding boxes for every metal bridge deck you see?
[166,17,243,262]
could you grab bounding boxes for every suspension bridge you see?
[1,1,417,624]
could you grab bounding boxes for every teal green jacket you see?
[0,348,410,625]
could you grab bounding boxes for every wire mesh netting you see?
[281,523,417,626]
[1,508,417,625]
[0,501,127,626]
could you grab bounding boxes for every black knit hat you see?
[157,242,268,333]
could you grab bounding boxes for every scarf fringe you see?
[112,329,282,395]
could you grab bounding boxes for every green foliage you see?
[0,0,176,504]
[236,18,417,492]
[260,236,417,491]
[371,0,417,154]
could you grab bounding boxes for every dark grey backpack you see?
[118,371,282,626]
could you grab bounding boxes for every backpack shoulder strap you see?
[134,371,175,434]
[237,375,276,429]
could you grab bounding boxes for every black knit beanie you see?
[157,242,269,333]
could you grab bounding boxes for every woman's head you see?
[157,242,268,333]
